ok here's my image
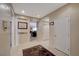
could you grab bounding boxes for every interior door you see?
[54,18,70,55]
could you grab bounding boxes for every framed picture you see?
[18,22,28,29]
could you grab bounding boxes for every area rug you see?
[23,45,55,56]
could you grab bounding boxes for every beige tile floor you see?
[10,39,67,56]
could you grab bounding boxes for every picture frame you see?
[18,22,28,29]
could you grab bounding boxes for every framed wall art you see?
[18,22,28,29]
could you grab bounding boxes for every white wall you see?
[38,17,49,41]
[49,4,71,55]
[70,4,79,56]
[0,4,11,55]
[15,16,30,45]
[49,4,79,56]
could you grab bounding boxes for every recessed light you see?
[22,10,25,13]
[0,4,9,10]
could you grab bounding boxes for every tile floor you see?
[11,39,67,56]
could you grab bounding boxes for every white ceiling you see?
[12,3,66,18]
[0,4,11,19]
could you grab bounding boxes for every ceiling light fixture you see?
[22,10,25,13]
[0,4,9,10]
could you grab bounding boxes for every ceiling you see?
[12,3,66,18]
[0,4,11,19]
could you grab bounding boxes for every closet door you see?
[54,18,70,55]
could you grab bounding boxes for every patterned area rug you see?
[23,45,55,56]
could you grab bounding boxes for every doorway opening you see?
[30,21,38,41]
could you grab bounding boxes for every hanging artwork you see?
[18,22,28,29]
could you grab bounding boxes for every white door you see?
[54,18,70,55]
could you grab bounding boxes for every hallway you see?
[0,3,79,56]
